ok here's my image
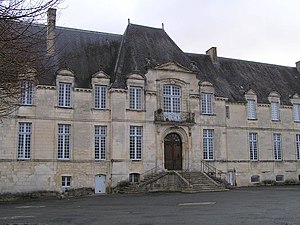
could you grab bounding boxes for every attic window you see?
[293,104,300,122]
[271,102,280,121]
[247,100,256,120]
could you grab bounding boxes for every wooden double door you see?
[164,133,182,170]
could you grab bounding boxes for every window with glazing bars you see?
[273,133,282,160]
[293,104,300,122]
[201,93,213,114]
[95,126,107,160]
[58,82,71,107]
[296,134,300,160]
[18,122,32,159]
[249,132,258,161]
[62,176,71,187]
[129,87,142,110]
[271,102,280,121]
[129,126,142,160]
[58,124,70,160]
[20,81,33,105]
[203,129,214,160]
[163,85,181,112]
[247,99,256,119]
[94,85,107,109]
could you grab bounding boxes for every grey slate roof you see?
[39,22,300,105]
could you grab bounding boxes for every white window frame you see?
[58,124,71,160]
[129,126,142,160]
[62,176,71,188]
[94,85,107,109]
[271,102,280,121]
[58,82,71,107]
[95,125,107,160]
[163,84,181,113]
[203,129,214,160]
[18,122,32,160]
[201,93,213,115]
[249,132,258,161]
[293,104,300,122]
[129,173,140,183]
[20,81,33,105]
[296,134,300,160]
[273,133,282,161]
[129,86,142,110]
[247,99,256,120]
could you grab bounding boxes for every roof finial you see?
[162,23,164,30]
[128,18,130,25]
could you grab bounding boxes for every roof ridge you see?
[56,26,122,37]
[185,52,295,68]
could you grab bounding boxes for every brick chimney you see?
[206,47,217,63]
[47,8,56,55]
[296,61,300,73]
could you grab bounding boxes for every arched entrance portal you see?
[164,133,182,170]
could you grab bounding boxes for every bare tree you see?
[0,0,60,117]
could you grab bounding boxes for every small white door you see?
[95,174,106,194]
[227,172,234,186]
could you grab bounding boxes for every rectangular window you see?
[249,133,258,161]
[58,82,71,107]
[271,102,280,121]
[225,106,230,119]
[203,129,214,160]
[273,133,282,161]
[296,134,300,160]
[201,93,213,114]
[94,85,107,109]
[129,87,142,110]
[247,99,256,120]
[20,81,33,105]
[293,104,300,122]
[95,126,107,160]
[58,124,70,160]
[62,176,71,187]
[18,122,32,159]
[129,126,142,160]
[163,85,181,113]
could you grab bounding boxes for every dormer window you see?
[245,89,257,120]
[94,85,107,109]
[247,100,256,120]
[294,104,300,122]
[20,80,33,105]
[126,73,145,111]
[129,86,142,110]
[201,93,213,114]
[271,102,280,121]
[199,81,214,115]
[92,70,110,110]
[268,92,280,122]
[56,69,74,108]
[58,82,71,107]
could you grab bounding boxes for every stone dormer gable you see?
[126,73,145,80]
[57,68,75,77]
[92,70,110,79]
[245,89,256,97]
[155,61,193,73]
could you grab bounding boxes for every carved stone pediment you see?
[155,61,192,73]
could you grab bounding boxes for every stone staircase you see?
[114,171,227,194]
[179,171,226,193]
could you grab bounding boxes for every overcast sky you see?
[56,0,300,67]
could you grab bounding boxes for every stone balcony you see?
[154,110,195,125]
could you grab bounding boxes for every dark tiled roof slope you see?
[35,22,299,105]
[54,27,122,88]
[187,53,300,104]
[113,24,192,88]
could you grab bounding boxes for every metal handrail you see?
[200,160,225,180]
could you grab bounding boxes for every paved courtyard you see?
[0,186,299,225]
